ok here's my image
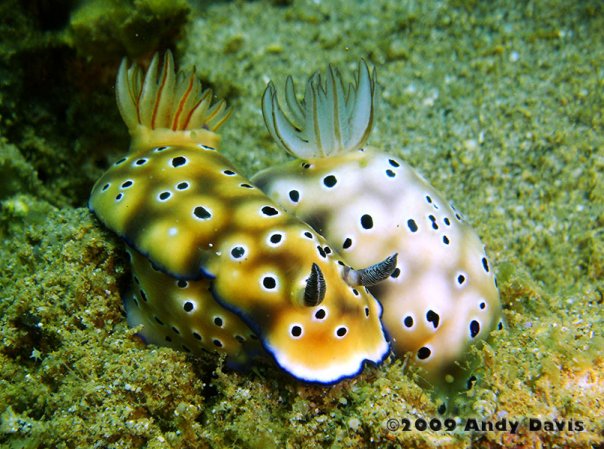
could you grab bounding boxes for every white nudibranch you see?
[253,61,504,389]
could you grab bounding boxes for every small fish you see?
[252,61,503,387]
[89,52,390,384]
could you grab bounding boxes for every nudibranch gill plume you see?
[88,51,392,384]
[252,61,503,388]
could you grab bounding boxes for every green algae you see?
[0,143,44,201]
[67,0,191,61]
[0,0,191,208]
[1,0,603,447]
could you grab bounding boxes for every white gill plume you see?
[262,60,377,159]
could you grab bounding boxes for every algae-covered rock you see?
[0,205,208,448]
[0,143,43,200]
[0,0,192,209]
[67,0,191,61]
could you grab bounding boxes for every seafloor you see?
[0,0,602,448]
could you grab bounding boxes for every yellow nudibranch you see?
[89,52,392,384]
[252,61,503,388]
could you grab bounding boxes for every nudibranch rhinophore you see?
[252,61,503,388]
[89,51,392,384]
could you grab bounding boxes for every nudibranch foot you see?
[124,249,258,366]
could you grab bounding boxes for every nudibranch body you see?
[252,62,503,387]
[89,52,390,384]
